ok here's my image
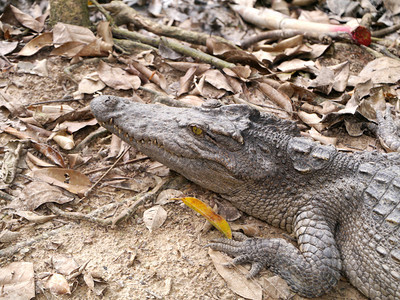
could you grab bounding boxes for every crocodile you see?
[90,95,400,299]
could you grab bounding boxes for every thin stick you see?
[0,224,73,259]
[81,146,131,200]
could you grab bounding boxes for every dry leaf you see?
[46,273,71,295]
[18,32,53,56]
[52,133,75,150]
[357,57,400,85]
[7,181,73,211]
[10,5,44,32]
[262,275,291,299]
[307,127,337,145]
[78,72,106,94]
[143,205,167,232]
[208,249,263,300]
[26,152,55,168]
[32,168,91,196]
[52,255,79,276]
[0,229,21,243]
[53,22,96,46]
[156,189,184,205]
[203,69,234,92]
[0,262,35,300]
[298,110,325,132]
[98,60,140,90]
[0,41,18,55]
[62,118,98,133]
[31,141,66,168]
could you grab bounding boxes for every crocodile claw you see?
[206,237,268,278]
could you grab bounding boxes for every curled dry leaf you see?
[259,82,293,114]
[46,273,71,295]
[298,110,325,132]
[307,127,337,146]
[0,41,18,56]
[178,66,197,96]
[230,224,260,237]
[18,32,53,56]
[52,133,75,150]
[26,152,55,168]
[31,141,66,168]
[32,168,91,196]
[10,5,44,32]
[174,197,232,239]
[143,205,167,232]
[0,262,35,300]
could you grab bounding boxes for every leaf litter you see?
[0,0,399,298]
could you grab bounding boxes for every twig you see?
[111,177,168,227]
[0,190,15,201]
[82,146,131,199]
[47,203,112,226]
[28,97,78,105]
[369,43,400,61]
[73,127,109,152]
[160,37,235,69]
[0,224,73,259]
[90,0,114,25]
[84,155,149,175]
[372,24,400,37]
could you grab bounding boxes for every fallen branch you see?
[160,37,235,69]
[372,24,400,37]
[241,29,349,49]
[102,1,236,47]
[0,224,73,259]
[112,26,160,48]
[232,5,371,46]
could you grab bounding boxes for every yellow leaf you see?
[173,197,232,239]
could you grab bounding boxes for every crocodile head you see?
[90,95,299,196]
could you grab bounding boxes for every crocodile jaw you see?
[90,95,243,194]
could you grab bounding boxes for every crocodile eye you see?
[191,126,203,136]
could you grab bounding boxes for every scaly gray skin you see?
[376,107,400,152]
[90,95,400,299]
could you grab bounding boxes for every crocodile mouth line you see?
[99,118,182,157]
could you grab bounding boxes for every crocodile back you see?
[338,163,400,299]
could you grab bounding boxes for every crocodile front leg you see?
[207,208,342,298]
